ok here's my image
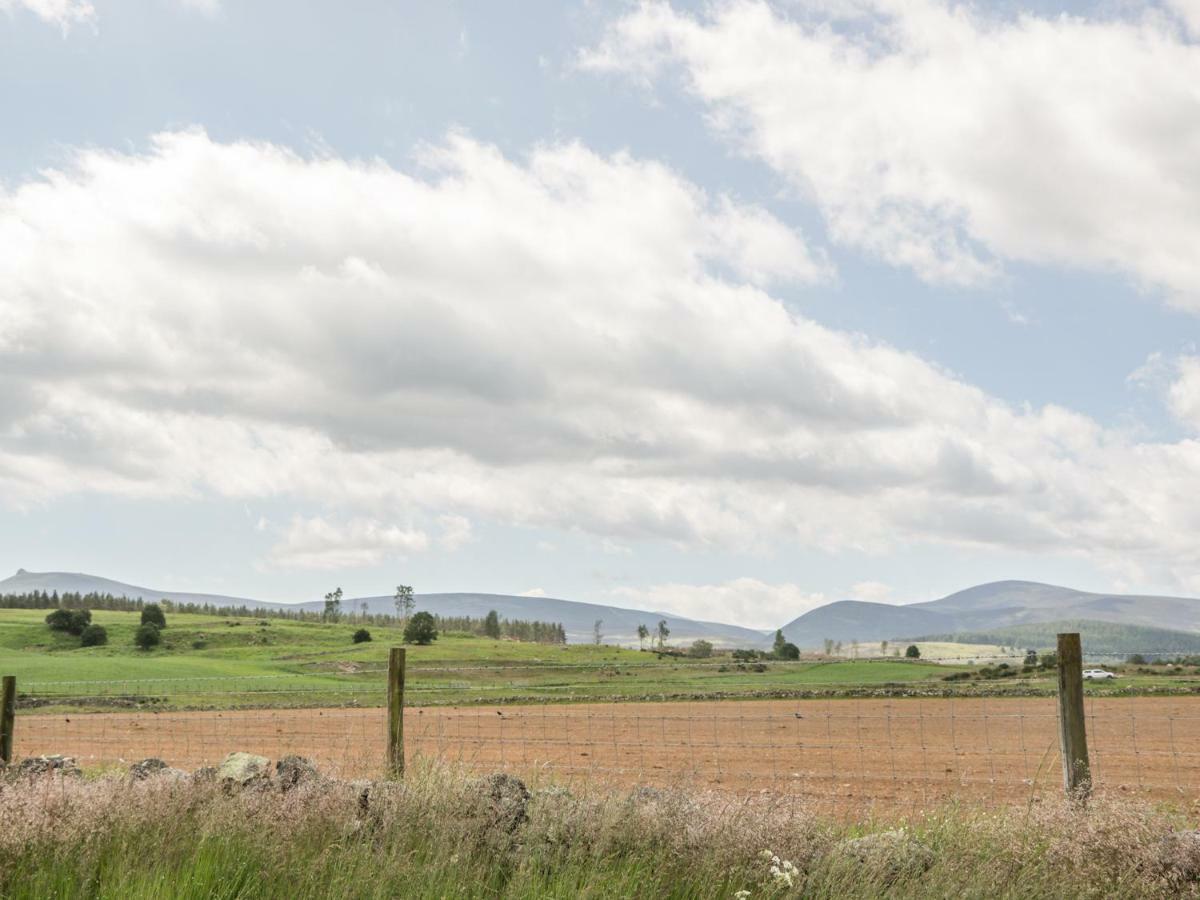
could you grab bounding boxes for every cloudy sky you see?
[2,0,1199,627]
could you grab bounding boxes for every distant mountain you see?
[782,580,1200,648]
[911,619,1200,658]
[0,568,279,610]
[0,570,768,648]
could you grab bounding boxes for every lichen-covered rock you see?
[833,828,933,879]
[16,755,81,778]
[275,755,319,791]
[129,758,170,780]
[471,773,531,834]
[216,752,271,786]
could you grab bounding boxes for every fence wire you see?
[9,655,1200,814]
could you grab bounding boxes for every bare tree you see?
[394,585,415,624]
[323,587,343,623]
[636,623,649,650]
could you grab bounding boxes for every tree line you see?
[2,590,566,645]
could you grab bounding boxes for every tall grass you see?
[1,763,1197,898]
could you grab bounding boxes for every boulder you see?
[216,752,271,786]
[275,755,319,791]
[833,828,933,879]
[129,758,170,780]
[16,755,81,778]
[192,766,218,782]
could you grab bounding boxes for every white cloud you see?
[519,587,547,597]
[267,516,429,570]
[586,1,1200,304]
[613,578,827,629]
[3,130,1200,588]
[0,0,94,31]
[1169,357,1200,431]
[437,514,473,551]
[849,580,892,603]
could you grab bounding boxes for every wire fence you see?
[8,646,1200,814]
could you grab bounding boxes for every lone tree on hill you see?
[141,603,167,629]
[135,623,161,650]
[394,585,415,623]
[403,611,438,645]
[777,641,801,660]
[905,644,921,659]
[637,623,649,650]
[484,609,501,639]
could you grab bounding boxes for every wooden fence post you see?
[387,648,406,777]
[1056,633,1091,800]
[1,676,15,766]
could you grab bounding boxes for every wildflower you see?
[733,891,751,899]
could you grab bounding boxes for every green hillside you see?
[911,619,1200,657]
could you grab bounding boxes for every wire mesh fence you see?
[8,648,1200,814]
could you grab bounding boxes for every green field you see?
[0,608,978,710]
[4,608,1198,712]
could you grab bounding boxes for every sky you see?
[1,0,1199,628]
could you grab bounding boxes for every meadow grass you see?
[0,762,1197,899]
[0,609,972,710]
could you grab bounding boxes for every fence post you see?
[1056,633,1091,800]
[1,675,15,765]
[387,647,406,777]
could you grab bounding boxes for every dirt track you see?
[16,696,1200,812]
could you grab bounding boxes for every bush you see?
[191,640,207,650]
[731,649,759,662]
[687,639,714,659]
[79,624,107,647]
[1127,653,1147,666]
[353,628,372,644]
[45,608,91,636]
[134,623,161,650]
[776,642,801,660]
[141,604,167,629]
[403,611,438,645]
[905,644,921,659]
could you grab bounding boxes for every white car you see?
[1082,669,1117,680]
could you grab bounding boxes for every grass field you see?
[0,608,977,710]
[4,608,1200,711]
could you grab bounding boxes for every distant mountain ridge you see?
[0,569,769,647]
[781,580,1200,648]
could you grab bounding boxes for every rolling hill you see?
[781,580,1200,649]
[911,619,1200,658]
[0,569,769,648]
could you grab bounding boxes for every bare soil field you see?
[16,695,1200,812]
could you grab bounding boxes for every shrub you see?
[45,608,91,636]
[353,628,372,644]
[79,624,107,647]
[905,644,921,659]
[776,642,801,660]
[191,640,207,650]
[141,604,167,629]
[403,611,438,645]
[731,649,759,662]
[1127,653,1147,666]
[134,623,161,650]
[688,639,714,659]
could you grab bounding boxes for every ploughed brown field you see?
[16,696,1200,813]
